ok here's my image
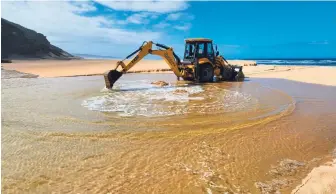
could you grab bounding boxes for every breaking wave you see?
[256,59,336,66]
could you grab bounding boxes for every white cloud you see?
[126,13,148,24]
[70,1,97,13]
[166,13,182,21]
[153,22,170,29]
[174,23,191,31]
[151,14,159,20]
[1,1,161,56]
[166,12,194,21]
[126,12,158,24]
[95,0,189,13]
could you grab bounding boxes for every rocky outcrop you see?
[1,18,79,60]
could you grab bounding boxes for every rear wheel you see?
[199,64,214,82]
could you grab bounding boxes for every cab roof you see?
[185,38,212,43]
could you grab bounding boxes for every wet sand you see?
[2,61,336,193]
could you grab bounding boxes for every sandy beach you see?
[2,59,336,193]
[292,158,336,194]
[1,59,255,77]
[3,59,336,86]
[2,0,336,193]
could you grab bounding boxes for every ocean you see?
[254,59,336,66]
[75,53,336,66]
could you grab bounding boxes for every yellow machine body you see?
[104,38,244,88]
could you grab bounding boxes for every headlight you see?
[234,68,240,72]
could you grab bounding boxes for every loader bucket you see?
[103,70,123,89]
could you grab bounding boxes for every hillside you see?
[1,18,79,60]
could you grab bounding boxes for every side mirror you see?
[216,51,219,56]
[215,45,218,51]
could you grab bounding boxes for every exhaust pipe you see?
[103,70,123,89]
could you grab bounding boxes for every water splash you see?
[82,80,256,117]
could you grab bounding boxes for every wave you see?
[255,59,336,66]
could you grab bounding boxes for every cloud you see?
[153,22,170,29]
[166,12,194,21]
[165,12,194,30]
[151,14,159,20]
[126,12,159,24]
[1,1,161,56]
[166,13,183,20]
[70,1,97,13]
[174,23,191,31]
[94,0,189,13]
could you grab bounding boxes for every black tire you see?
[199,64,214,82]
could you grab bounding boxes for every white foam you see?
[82,80,256,117]
[100,87,111,92]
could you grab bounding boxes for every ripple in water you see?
[82,80,257,117]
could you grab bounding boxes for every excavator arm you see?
[104,41,183,89]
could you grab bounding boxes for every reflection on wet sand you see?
[2,72,336,193]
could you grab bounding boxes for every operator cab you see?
[183,38,218,65]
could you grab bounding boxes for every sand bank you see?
[1,59,255,77]
[244,65,336,86]
[2,59,336,86]
[292,159,336,194]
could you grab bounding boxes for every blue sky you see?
[2,1,336,59]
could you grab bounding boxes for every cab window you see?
[185,43,195,59]
[197,43,206,57]
[207,43,214,57]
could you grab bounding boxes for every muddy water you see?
[2,72,336,193]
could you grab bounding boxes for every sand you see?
[2,59,336,87]
[2,59,336,193]
[292,159,336,194]
[1,59,255,77]
[244,65,336,86]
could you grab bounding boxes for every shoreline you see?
[2,59,336,86]
[291,151,336,194]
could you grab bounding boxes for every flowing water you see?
[2,72,336,193]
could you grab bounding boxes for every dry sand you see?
[244,65,336,86]
[2,59,336,193]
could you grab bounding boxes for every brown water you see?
[2,72,336,193]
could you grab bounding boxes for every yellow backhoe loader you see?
[104,38,244,89]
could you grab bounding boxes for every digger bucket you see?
[103,70,123,89]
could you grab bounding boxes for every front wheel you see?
[199,64,214,82]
